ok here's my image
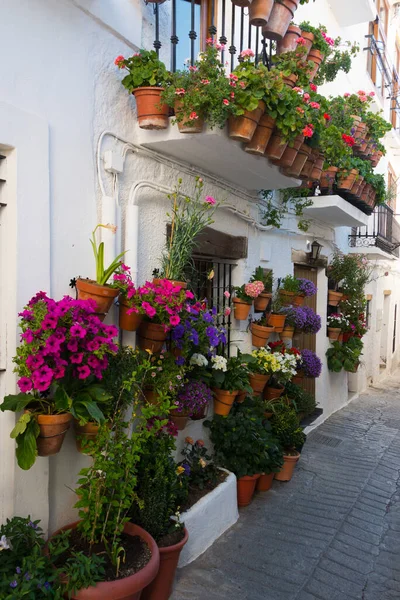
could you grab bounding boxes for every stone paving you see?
[172,372,400,600]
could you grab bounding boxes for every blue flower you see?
[171,325,185,340]
[10,581,18,588]
[202,312,213,324]
[27,521,37,529]
[175,356,185,366]
[15,567,21,574]
[183,463,191,476]
[44,582,51,590]
[24,573,31,581]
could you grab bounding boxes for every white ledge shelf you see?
[349,247,398,261]
[135,123,301,192]
[303,195,370,228]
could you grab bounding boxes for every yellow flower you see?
[176,466,185,475]
[100,223,117,234]
[199,458,207,468]
[208,270,215,280]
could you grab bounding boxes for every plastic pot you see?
[254,291,272,312]
[267,313,286,333]
[119,301,143,332]
[262,0,300,41]
[249,373,270,394]
[212,388,238,416]
[274,452,300,482]
[251,323,275,347]
[256,473,275,492]
[133,87,169,130]
[137,322,167,353]
[249,0,274,27]
[228,100,265,142]
[76,279,119,317]
[232,298,252,320]
[237,475,260,507]
[277,25,301,54]
[244,115,275,156]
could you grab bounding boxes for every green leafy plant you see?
[211,355,252,393]
[284,382,318,417]
[326,337,363,372]
[231,52,282,114]
[270,404,306,453]
[280,275,300,293]
[90,224,127,286]
[250,267,273,293]
[115,49,168,90]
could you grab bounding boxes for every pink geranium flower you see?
[114,55,125,68]
[205,196,216,205]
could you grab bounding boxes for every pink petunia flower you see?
[18,377,33,393]
[170,315,180,326]
[77,365,91,380]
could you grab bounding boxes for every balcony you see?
[348,204,400,260]
[303,195,370,228]
[328,0,376,27]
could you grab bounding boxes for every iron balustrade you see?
[348,204,400,258]
[148,1,273,73]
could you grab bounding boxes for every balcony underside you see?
[303,195,370,228]
[328,0,376,27]
[136,123,301,192]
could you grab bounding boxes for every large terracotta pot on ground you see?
[267,313,286,333]
[278,135,304,168]
[49,521,160,600]
[141,529,188,600]
[133,87,169,130]
[251,323,275,347]
[263,0,300,41]
[274,452,300,482]
[328,290,343,307]
[137,322,167,353]
[36,414,72,457]
[169,409,190,430]
[307,49,325,81]
[119,301,143,332]
[76,279,119,317]
[282,143,311,177]
[263,384,285,402]
[249,373,270,394]
[73,420,100,454]
[232,298,252,321]
[265,131,287,161]
[249,0,274,26]
[320,166,339,193]
[245,115,275,156]
[228,101,265,143]
[254,291,272,312]
[256,472,275,492]
[277,25,301,54]
[212,388,238,416]
[328,327,342,341]
[237,475,261,507]
[301,31,315,56]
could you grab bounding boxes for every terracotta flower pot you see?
[249,0,274,26]
[263,384,285,401]
[310,152,324,182]
[265,130,288,161]
[263,0,300,41]
[228,100,266,142]
[279,289,296,306]
[301,31,315,56]
[291,370,304,385]
[152,278,187,290]
[143,388,160,406]
[274,452,300,482]
[280,325,295,341]
[244,115,276,156]
[36,414,72,457]
[328,290,343,307]
[73,420,100,454]
[320,166,339,192]
[300,152,316,180]
[278,134,304,168]
[133,87,169,130]
[281,143,311,177]
[267,313,286,333]
[191,404,208,420]
[119,302,143,332]
[137,322,167,353]
[256,472,275,492]
[49,521,160,600]
[237,474,260,507]
[328,327,341,341]
[141,528,189,600]
[282,73,298,89]
[251,323,275,347]
[337,169,359,191]
[175,102,205,134]
[232,297,252,320]
[169,409,190,430]
[254,291,272,312]
[307,49,325,82]
[212,388,238,416]
[342,332,354,343]
[249,373,270,394]
[236,390,247,404]
[277,25,301,54]
[76,279,119,317]
[293,294,305,307]
[354,122,368,141]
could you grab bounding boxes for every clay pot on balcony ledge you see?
[133,87,169,130]
[265,130,288,161]
[249,0,274,26]
[301,31,315,56]
[263,0,300,41]
[337,169,359,192]
[245,115,276,156]
[277,134,304,169]
[307,49,325,82]
[228,100,265,143]
[320,166,339,194]
[277,25,302,54]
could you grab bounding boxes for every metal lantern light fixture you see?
[308,241,323,263]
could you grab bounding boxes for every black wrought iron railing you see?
[348,204,400,257]
[149,1,273,73]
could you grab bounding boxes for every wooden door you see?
[293,265,318,398]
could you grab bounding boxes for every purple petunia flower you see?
[176,380,213,414]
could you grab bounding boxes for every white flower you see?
[190,353,208,367]
[0,535,11,551]
[211,355,228,372]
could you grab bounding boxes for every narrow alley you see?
[172,374,400,600]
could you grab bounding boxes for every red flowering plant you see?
[0,292,118,470]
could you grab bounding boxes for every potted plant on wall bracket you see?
[75,224,126,317]
[0,293,118,469]
[242,348,281,395]
[267,294,287,332]
[263,0,301,41]
[264,341,297,401]
[112,264,144,331]
[210,355,252,416]
[232,280,265,320]
[270,404,306,481]
[115,49,169,130]
[251,316,275,347]
[279,275,300,306]
[326,337,363,373]
[327,313,347,341]
[251,266,274,311]
[294,277,317,306]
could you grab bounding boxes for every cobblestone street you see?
[172,373,400,600]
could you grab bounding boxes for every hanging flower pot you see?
[320,166,339,193]
[236,390,247,403]
[300,152,316,180]
[342,332,354,344]
[191,404,208,420]
[251,323,275,347]
[337,169,359,192]
[274,452,300,481]
[280,325,295,341]
[249,373,270,394]
[175,101,205,134]
[328,290,343,306]
[265,130,288,161]
[254,291,272,312]
[278,134,304,168]
[262,0,300,41]
[281,143,311,177]
[212,388,238,416]
[307,49,325,82]
[137,322,167,353]
[256,472,275,492]
[310,151,324,182]
[279,289,296,306]
[282,73,298,89]
[169,409,191,430]
[133,87,169,130]
[76,279,119,317]
[36,414,72,457]
[267,313,286,333]
[263,384,285,401]
[244,115,276,156]
[249,0,274,27]
[354,122,368,141]
[119,301,143,332]
[237,474,260,507]
[141,528,189,600]
[232,297,252,320]
[328,327,342,341]
[293,294,305,307]
[228,100,266,142]
[301,31,315,56]
[277,25,301,54]
[73,420,100,454]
